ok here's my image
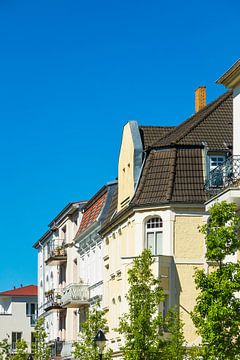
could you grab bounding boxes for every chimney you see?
[195,86,206,112]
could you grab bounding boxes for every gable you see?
[117,121,143,211]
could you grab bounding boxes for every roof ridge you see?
[82,185,107,212]
[139,125,175,128]
[173,90,232,144]
[151,90,232,147]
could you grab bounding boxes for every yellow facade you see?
[102,122,207,354]
[102,210,205,350]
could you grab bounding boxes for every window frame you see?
[145,217,163,256]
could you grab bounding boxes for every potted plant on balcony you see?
[55,293,62,304]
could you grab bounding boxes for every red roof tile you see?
[75,191,107,237]
[0,285,38,296]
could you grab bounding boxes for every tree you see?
[162,307,186,360]
[32,317,51,360]
[0,339,10,360]
[191,201,240,359]
[72,300,112,360]
[118,249,165,360]
[12,339,28,360]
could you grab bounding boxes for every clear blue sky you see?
[0,0,239,291]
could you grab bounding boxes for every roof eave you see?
[216,60,240,88]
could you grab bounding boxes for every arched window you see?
[145,217,163,255]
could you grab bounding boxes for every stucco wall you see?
[117,122,142,211]
[103,208,206,351]
[0,296,37,351]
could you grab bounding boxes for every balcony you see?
[61,283,89,308]
[205,156,240,195]
[43,289,63,312]
[45,238,67,265]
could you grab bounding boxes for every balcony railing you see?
[50,339,64,357]
[61,283,89,308]
[61,341,73,359]
[43,289,63,312]
[45,238,67,265]
[205,156,240,197]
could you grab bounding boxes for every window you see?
[209,156,225,172]
[145,217,163,255]
[26,303,37,326]
[208,155,225,187]
[12,332,21,350]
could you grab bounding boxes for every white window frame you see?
[145,217,163,255]
[208,155,225,187]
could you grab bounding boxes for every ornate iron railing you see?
[45,238,67,263]
[205,156,240,197]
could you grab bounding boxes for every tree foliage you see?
[12,339,28,360]
[32,317,51,360]
[118,249,165,360]
[0,339,10,360]
[162,308,186,360]
[191,201,240,359]
[72,300,112,360]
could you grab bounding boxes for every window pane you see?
[147,233,155,255]
[146,217,162,229]
[156,232,163,255]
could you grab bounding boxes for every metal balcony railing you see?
[205,156,240,197]
[61,283,89,308]
[43,288,63,311]
[45,238,67,265]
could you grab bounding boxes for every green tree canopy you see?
[72,300,112,360]
[191,201,240,360]
[32,317,51,360]
[118,249,165,360]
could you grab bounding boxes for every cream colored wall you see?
[117,122,143,212]
[174,215,204,260]
[174,215,205,345]
[118,125,136,211]
[103,208,206,352]
[0,297,37,352]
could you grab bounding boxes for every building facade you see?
[0,285,37,354]
[99,88,233,353]
[33,201,86,358]
[34,72,236,358]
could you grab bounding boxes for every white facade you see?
[0,288,37,353]
[34,201,86,358]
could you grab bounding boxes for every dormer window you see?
[209,156,225,172]
[145,217,163,255]
[208,155,225,187]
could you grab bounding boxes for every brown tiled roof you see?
[139,126,175,149]
[132,148,205,205]
[100,90,233,232]
[153,91,233,150]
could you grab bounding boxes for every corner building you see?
[100,89,233,355]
